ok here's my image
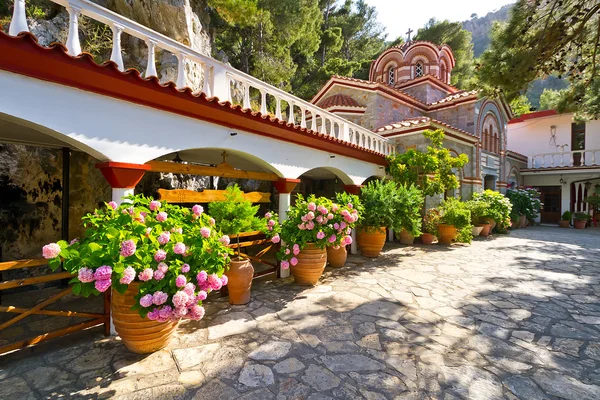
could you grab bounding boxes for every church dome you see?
[369,41,455,86]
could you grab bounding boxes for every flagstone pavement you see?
[2,226,600,399]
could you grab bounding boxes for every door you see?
[539,186,561,224]
[572,123,586,166]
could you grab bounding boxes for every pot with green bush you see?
[437,198,473,245]
[209,185,279,305]
[326,192,362,268]
[472,190,513,234]
[466,199,489,237]
[559,211,572,228]
[506,188,542,228]
[421,209,440,245]
[573,212,590,229]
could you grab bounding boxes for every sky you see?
[365,0,516,41]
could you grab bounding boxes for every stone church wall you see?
[428,102,477,134]
[402,84,448,104]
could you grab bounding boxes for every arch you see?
[404,45,438,65]
[507,165,520,188]
[361,175,382,185]
[481,112,500,154]
[439,61,447,83]
[295,166,355,185]
[370,48,405,80]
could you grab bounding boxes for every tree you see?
[415,19,476,89]
[386,130,469,202]
[509,94,532,117]
[477,0,600,119]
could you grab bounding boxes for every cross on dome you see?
[406,28,413,42]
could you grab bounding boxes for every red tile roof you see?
[374,116,477,138]
[318,94,364,109]
[429,90,480,105]
[508,109,558,124]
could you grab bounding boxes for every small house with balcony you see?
[507,110,600,224]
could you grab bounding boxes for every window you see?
[440,64,446,82]
[571,122,586,166]
[388,67,395,85]
[415,62,424,77]
[482,115,500,154]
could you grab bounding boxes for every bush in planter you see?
[438,198,473,244]
[573,212,590,228]
[41,195,232,321]
[465,199,489,226]
[506,188,542,224]
[471,190,512,233]
[561,211,572,221]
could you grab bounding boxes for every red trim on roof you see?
[318,94,363,109]
[508,110,558,124]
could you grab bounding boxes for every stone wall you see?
[429,102,477,134]
[402,83,448,104]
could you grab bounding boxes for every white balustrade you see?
[528,149,600,169]
[7,0,393,155]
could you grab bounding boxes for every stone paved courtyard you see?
[2,226,600,399]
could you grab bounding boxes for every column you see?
[95,161,151,334]
[273,178,301,278]
[343,185,362,254]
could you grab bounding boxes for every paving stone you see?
[573,314,600,325]
[248,341,291,360]
[551,323,600,340]
[323,340,360,353]
[238,363,274,388]
[208,312,258,339]
[117,383,186,399]
[0,376,35,399]
[273,358,305,374]
[512,330,535,342]
[24,366,75,393]
[202,346,245,379]
[439,365,503,400]
[178,371,205,388]
[173,343,220,370]
[192,379,239,399]
[354,300,406,320]
[356,322,377,336]
[64,347,118,374]
[300,364,341,391]
[533,369,600,400]
[317,325,355,341]
[357,333,382,350]
[320,354,385,372]
[552,338,584,357]
[240,388,275,399]
[114,350,176,376]
[478,322,510,339]
[410,287,430,297]
[503,375,548,400]
[584,342,600,360]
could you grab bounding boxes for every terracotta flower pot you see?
[479,223,492,237]
[574,220,587,229]
[291,243,327,285]
[357,227,387,257]
[398,229,415,245]
[558,220,570,228]
[327,246,347,268]
[437,224,457,245]
[472,225,484,237]
[519,214,526,228]
[421,233,435,245]
[227,259,254,305]
[112,282,179,354]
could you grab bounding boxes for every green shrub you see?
[561,211,572,221]
[506,188,542,222]
[465,199,489,225]
[438,198,473,243]
[423,208,441,235]
[472,190,512,232]
[574,212,591,221]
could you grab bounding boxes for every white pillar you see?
[388,228,394,242]
[176,52,187,89]
[112,188,134,204]
[560,182,571,216]
[110,24,125,71]
[278,193,291,278]
[9,0,28,36]
[145,39,158,78]
[66,6,82,56]
[350,229,358,255]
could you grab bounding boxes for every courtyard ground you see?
[1,226,600,399]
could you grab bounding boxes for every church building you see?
[311,40,527,199]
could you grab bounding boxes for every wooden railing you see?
[228,231,280,280]
[8,0,394,156]
[528,149,600,169]
[0,257,110,355]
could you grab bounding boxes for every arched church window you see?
[388,67,395,85]
[415,62,424,78]
[440,64,446,83]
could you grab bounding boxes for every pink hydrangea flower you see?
[156,212,168,222]
[285,248,291,255]
[95,279,111,292]
[171,227,183,234]
[181,263,190,273]
[298,224,306,230]
[333,223,340,230]
[173,242,186,255]
[154,250,167,262]
[175,275,187,287]
[120,266,136,284]
[42,243,61,259]
[271,235,280,244]
[149,200,161,211]
[268,219,276,227]
[173,306,188,319]
[157,262,168,273]
[138,268,153,281]
[340,222,347,229]
[209,218,215,226]
[120,240,136,257]
[153,291,168,305]
[265,212,272,219]
[306,221,315,230]
[293,244,300,256]
[78,267,94,283]
[153,269,165,281]
[158,306,173,322]
[197,290,208,301]
[281,260,290,270]
[219,235,230,245]
[172,291,190,308]
[107,201,118,210]
[192,205,204,216]
[147,308,160,320]
[157,231,170,245]
[197,271,208,283]
[329,234,337,243]
[135,214,146,224]
[346,227,352,234]
[307,202,316,211]
[93,266,112,281]
[140,294,153,307]
[221,275,228,286]
[332,204,339,212]
[316,216,324,224]
[208,274,222,291]
[306,211,315,220]
[341,209,350,217]
[188,304,205,320]
[316,231,325,240]
[70,238,79,245]
[290,257,298,266]
[200,227,211,238]
[348,203,353,209]
[344,235,353,245]
[327,213,334,220]
[184,282,196,297]
[301,215,308,222]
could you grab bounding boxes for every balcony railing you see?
[528,149,600,169]
[7,0,394,156]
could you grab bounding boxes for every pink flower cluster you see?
[42,243,61,259]
[192,204,204,216]
[156,212,168,222]
[149,200,161,211]
[143,279,212,322]
[158,231,171,245]
[120,239,136,257]
[93,265,112,292]
[120,266,136,284]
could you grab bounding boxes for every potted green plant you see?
[395,185,424,246]
[573,212,590,229]
[559,211,572,228]
[209,185,278,305]
[327,192,362,268]
[472,190,513,234]
[437,198,472,245]
[466,199,489,237]
[421,208,440,245]
[42,195,231,353]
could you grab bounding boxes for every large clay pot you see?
[227,259,254,305]
[357,227,387,257]
[112,282,179,354]
[574,220,587,229]
[519,214,526,228]
[327,246,347,268]
[437,224,457,245]
[291,243,327,285]
[421,233,435,245]
[472,225,484,237]
[479,223,492,237]
[558,220,570,228]
[398,229,415,245]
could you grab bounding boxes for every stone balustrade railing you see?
[527,149,600,169]
[8,0,394,156]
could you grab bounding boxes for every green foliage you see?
[423,208,441,235]
[561,211,572,221]
[471,190,512,232]
[574,212,591,222]
[437,198,472,243]
[387,130,469,199]
[477,0,600,119]
[509,95,532,117]
[506,188,542,222]
[208,185,262,235]
[415,19,476,89]
[538,88,575,113]
[465,199,489,225]
[335,192,364,226]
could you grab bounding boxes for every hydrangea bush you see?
[277,194,358,269]
[42,195,232,321]
[471,189,513,233]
